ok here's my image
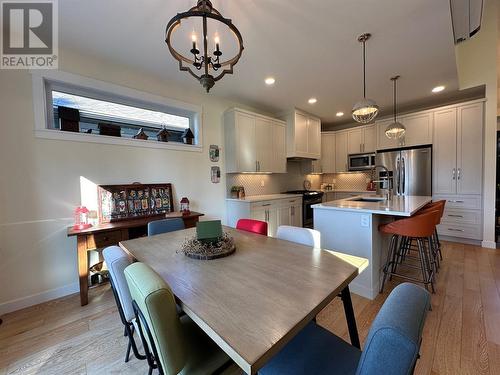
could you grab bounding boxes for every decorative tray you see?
[179,233,236,260]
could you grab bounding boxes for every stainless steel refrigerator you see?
[375,145,432,196]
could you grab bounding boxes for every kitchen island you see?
[312,195,432,300]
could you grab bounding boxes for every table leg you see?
[77,235,89,306]
[341,285,360,349]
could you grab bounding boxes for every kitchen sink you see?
[348,196,387,203]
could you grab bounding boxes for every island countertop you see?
[312,195,432,217]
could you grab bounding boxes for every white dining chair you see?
[276,226,321,248]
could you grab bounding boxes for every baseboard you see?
[440,235,482,246]
[481,240,497,249]
[0,282,79,316]
[349,281,377,301]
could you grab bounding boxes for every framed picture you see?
[98,183,174,222]
[211,166,220,183]
[209,145,220,162]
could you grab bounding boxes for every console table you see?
[67,211,203,306]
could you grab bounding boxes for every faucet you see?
[371,165,393,201]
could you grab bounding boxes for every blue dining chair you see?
[147,218,185,236]
[259,282,431,375]
[102,246,146,363]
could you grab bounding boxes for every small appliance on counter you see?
[284,190,324,228]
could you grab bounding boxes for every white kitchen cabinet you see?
[433,108,457,195]
[376,112,432,150]
[283,109,321,159]
[432,101,484,241]
[335,131,348,172]
[272,122,287,173]
[277,197,302,229]
[457,103,483,195]
[433,102,483,195]
[402,112,433,147]
[347,125,376,154]
[226,196,303,237]
[363,125,377,152]
[347,128,363,154]
[255,118,273,172]
[224,109,287,173]
[320,133,336,173]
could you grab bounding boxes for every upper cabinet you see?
[433,102,483,195]
[224,108,287,173]
[347,125,376,154]
[320,133,336,173]
[283,109,321,159]
[376,111,433,150]
[335,130,348,172]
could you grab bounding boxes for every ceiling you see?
[59,0,459,124]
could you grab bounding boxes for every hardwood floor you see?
[1,241,499,374]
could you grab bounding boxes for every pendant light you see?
[352,33,379,124]
[385,75,406,139]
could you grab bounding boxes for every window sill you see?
[34,129,202,152]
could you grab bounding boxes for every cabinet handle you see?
[291,206,294,216]
[289,200,296,203]
[262,203,271,207]
[447,228,464,232]
[448,214,464,218]
[255,161,258,172]
[452,168,456,180]
[457,168,461,180]
[449,200,464,203]
[258,161,261,172]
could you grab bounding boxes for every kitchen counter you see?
[313,195,432,217]
[313,195,432,300]
[226,193,302,202]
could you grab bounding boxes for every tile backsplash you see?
[226,161,321,196]
[322,171,374,191]
[226,161,376,197]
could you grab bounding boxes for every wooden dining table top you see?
[119,226,367,374]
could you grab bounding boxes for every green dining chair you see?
[124,262,231,375]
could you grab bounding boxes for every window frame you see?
[31,70,203,152]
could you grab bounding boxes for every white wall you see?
[455,0,498,248]
[0,48,257,313]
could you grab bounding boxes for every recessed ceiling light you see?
[308,98,317,104]
[265,77,275,85]
[336,111,344,117]
[432,85,445,93]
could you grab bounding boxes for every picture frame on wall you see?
[211,166,220,183]
[209,145,220,162]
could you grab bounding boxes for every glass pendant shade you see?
[352,98,379,124]
[385,75,405,139]
[385,121,406,139]
[352,33,379,124]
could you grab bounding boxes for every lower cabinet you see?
[226,196,303,237]
[433,194,482,240]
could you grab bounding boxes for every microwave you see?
[348,153,376,171]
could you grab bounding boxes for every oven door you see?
[303,196,323,228]
[348,153,376,171]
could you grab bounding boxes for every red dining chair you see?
[236,219,268,236]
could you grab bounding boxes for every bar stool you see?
[418,200,446,266]
[379,210,440,293]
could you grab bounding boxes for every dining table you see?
[119,226,369,375]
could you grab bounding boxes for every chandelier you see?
[385,75,406,139]
[352,33,379,124]
[165,0,244,93]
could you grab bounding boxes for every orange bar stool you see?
[379,210,440,293]
[416,200,446,267]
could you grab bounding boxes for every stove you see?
[284,190,324,228]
